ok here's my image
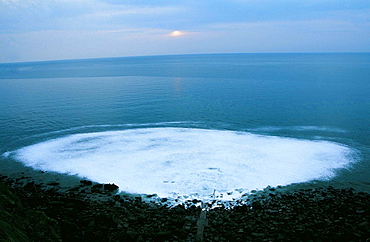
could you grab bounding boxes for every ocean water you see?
[1,53,369,201]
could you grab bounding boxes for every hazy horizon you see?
[1,0,370,63]
[1,51,370,65]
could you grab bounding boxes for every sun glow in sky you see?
[0,0,370,62]
[168,31,186,37]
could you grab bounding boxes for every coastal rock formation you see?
[1,176,369,241]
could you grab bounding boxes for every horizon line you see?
[1,51,369,65]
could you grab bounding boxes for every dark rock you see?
[251,201,262,209]
[2,176,370,242]
[80,180,93,186]
[104,183,119,192]
[91,184,103,193]
[359,221,369,227]
[251,232,265,237]
[146,194,157,198]
[67,186,80,192]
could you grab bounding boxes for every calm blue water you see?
[1,53,370,198]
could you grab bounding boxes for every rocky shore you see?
[1,175,370,241]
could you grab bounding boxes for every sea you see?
[0,53,369,202]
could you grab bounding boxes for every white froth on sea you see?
[8,128,356,200]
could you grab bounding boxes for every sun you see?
[168,31,185,37]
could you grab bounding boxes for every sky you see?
[0,0,370,63]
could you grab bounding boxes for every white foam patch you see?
[8,128,356,201]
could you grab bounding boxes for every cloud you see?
[2,1,368,32]
[203,19,370,53]
[0,27,188,62]
[89,6,183,17]
[1,0,370,62]
[1,16,370,63]
[0,0,188,32]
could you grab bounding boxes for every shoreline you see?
[1,175,370,241]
